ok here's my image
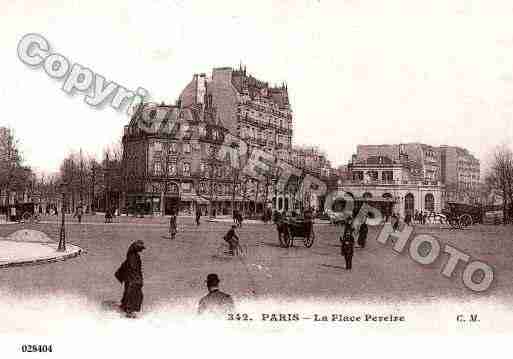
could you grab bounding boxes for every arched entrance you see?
[382,193,393,218]
[425,193,434,212]
[404,193,414,216]
[362,192,373,199]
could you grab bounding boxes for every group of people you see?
[115,239,235,319]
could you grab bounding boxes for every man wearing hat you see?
[198,274,235,316]
[340,216,355,270]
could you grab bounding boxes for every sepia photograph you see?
[1,0,513,357]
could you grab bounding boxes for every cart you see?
[9,202,40,223]
[442,202,482,229]
[276,217,315,248]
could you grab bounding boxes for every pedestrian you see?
[340,225,355,270]
[391,213,399,232]
[115,240,145,318]
[195,208,201,226]
[76,205,83,224]
[404,213,411,226]
[223,225,240,256]
[237,211,243,227]
[357,218,368,248]
[169,210,177,240]
[198,273,235,317]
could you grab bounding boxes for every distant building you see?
[354,143,481,205]
[0,127,11,164]
[356,143,441,182]
[341,153,443,217]
[439,145,480,203]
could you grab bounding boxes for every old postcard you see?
[1,0,512,357]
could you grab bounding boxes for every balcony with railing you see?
[340,178,441,187]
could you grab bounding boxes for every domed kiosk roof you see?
[7,229,55,243]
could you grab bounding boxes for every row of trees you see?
[0,127,35,216]
[37,143,123,214]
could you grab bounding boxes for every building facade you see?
[341,154,443,217]
[355,143,480,205]
[179,66,331,212]
[439,146,481,203]
[122,102,269,216]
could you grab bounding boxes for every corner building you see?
[180,66,329,212]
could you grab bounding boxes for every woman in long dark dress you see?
[116,240,145,318]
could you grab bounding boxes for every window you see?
[169,143,177,153]
[183,143,191,154]
[168,163,177,176]
[183,162,191,177]
[154,162,162,175]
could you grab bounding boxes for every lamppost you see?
[57,182,67,252]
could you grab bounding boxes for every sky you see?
[2,0,513,175]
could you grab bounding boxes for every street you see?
[1,216,511,314]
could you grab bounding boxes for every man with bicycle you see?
[223,225,240,256]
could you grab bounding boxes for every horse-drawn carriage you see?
[6,202,41,223]
[442,201,482,229]
[276,216,315,248]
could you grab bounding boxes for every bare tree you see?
[484,145,513,224]
[0,127,33,219]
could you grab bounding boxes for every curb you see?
[0,247,85,269]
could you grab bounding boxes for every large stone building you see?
[122,65,333,216]
[179,66,331,212]
[341,153,443,217]
[354,143,481,205]
[122,101,269,216]
[439,145,481,203]
[356,143,441,182]
[180,66,292,153]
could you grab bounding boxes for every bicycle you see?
[215,241,247,258]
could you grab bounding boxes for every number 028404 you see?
[21,345,53,353]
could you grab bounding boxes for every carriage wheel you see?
[22,212,31,223]
[283,226,294,248]
[448,218,460,229]
[286,228,293,248]
[459,214,473,229]
[304,229,315,248]
[278,225,290,248]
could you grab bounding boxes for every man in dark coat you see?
[115,240,145,318]
[169,211,177,240]
[198,274,235,317]
[76,205,83,224]
[341,230,355,270]
[391,213,399,232]
[195,209,201,226]
[357,218,368,249]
